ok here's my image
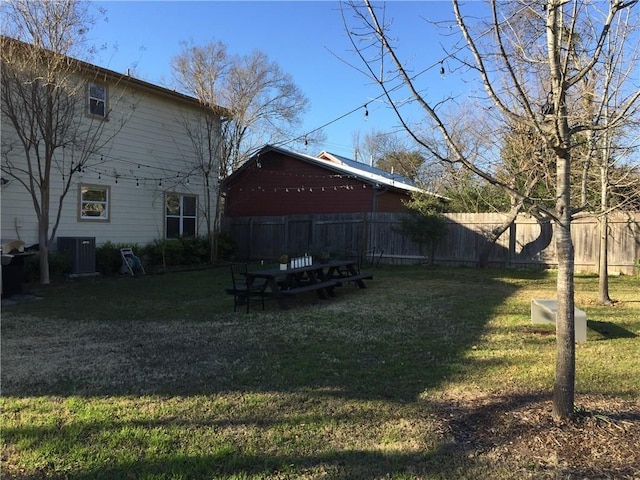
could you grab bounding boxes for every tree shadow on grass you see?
[0,392,548,480]
[587,320,637,339]
[19,449,454,480]
[1,267,527,402]
[2,416,446,479]
[5,390,638,480]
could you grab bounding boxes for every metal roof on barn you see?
[316,151,420,191]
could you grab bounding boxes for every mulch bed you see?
[436,392,640,479]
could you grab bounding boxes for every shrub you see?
[178,236,209,264]
[94,236,219,276]
[50,251,71,278]
[146,239,180,267]
[23,251,70,282]
[96,241,141,275]
[216,232,236,260]
[96,241,120,275]
[144,236,210,269]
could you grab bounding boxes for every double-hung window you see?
[79,184,110,221]
[87,81,107,118]
[165,194,197,238]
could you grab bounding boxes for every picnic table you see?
[247,260,372,309]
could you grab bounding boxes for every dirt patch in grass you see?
[430,389,640,479]
[0,314,257,396]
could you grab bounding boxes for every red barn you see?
[222,145,436,217]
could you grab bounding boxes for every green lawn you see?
[2,266,639,479]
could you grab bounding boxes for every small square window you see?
[88,82,107,118]
[79,184,110,221]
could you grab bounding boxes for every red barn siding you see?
[376,190,411,212]
[223,150,413,217]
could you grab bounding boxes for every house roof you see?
[1,35,229,118]
[225,144,446,199]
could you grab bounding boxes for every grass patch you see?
[2,266,639,479]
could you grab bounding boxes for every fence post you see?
[508,221,516,267]
[283,216,289,254]
[362,213,369,256]
[249,217,254,260]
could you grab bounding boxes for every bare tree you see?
[343,0,640,419]
[576,7,640,303]
[354,129,404,165]
[173,42,311,173]
[222,49,310,171]
[355,131,425,181]
[174,110,225,263]
[1,1,128,284]
[172,41,311,260]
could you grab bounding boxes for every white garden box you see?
[531,299,588,343]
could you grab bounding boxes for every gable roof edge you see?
[1,35,230,118]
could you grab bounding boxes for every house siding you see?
[1,68,221,248]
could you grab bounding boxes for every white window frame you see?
[79,184,110,222]
[87,81,107,118]
[165,193,198,239]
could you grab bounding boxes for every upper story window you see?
[79,184,110,221]
[165,193,197,238]
[87,82,107,118]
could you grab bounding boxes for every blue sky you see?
[89,1,468,158]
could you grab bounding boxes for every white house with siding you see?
[1,37,226,250]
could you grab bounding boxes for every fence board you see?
[223,212,640,274]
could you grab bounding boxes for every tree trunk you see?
[552,149,575,420]
[203,173,216,264]
[598,134,612,304]
[38,218,51,285]
[598,215,611,304]
[546,1,576,420]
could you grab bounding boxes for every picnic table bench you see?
[281,279,339,296]
[332,271,373,287]
[326,262,373,288]
[246,260,371,309]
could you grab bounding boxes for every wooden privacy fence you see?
[223,212,640,274]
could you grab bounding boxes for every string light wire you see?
[77,12,495,187]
